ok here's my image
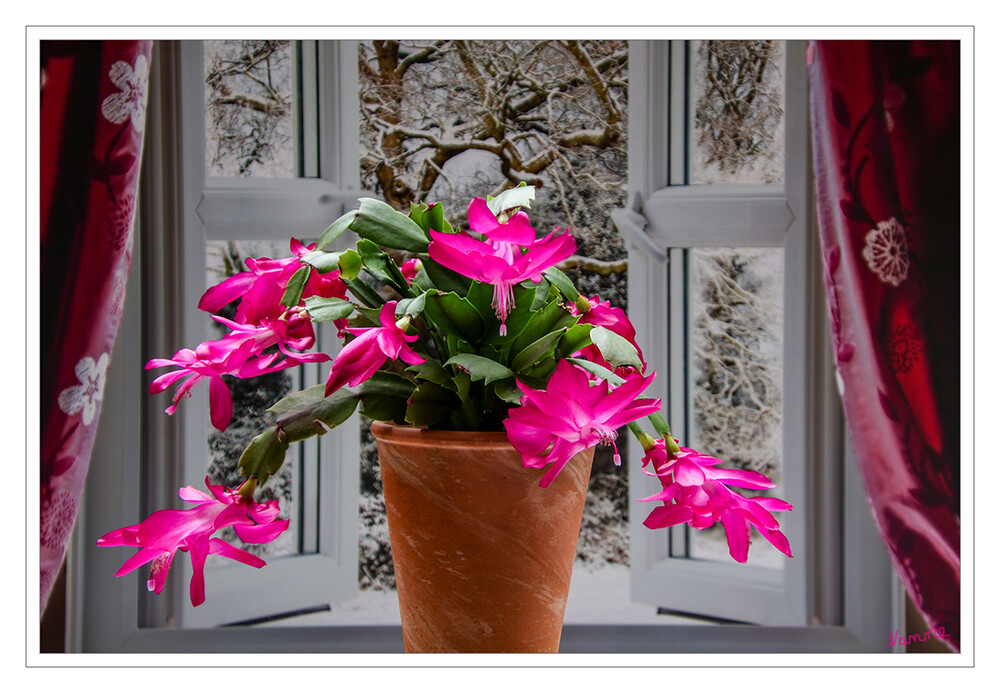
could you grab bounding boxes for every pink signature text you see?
[887,627,950,648]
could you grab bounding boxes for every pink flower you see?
[571,294,646,372]
[97,478,289,607]
[467,196,537,250]
[213,310,330,362]
[147,337,255,431]
[640,442,793,563]
[400,257,421,282]
[324,301,425,395]
[428,198,576,335]
[199,238,347,324]
[503,360,661,486]
[147,309,330,431]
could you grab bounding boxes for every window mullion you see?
[173,39,361,629]
[625,39,811,628]
[666,246,688,559]
[297,41,320,178]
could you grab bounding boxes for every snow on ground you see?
[255,563,704,628]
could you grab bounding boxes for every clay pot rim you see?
[370,420,513,448]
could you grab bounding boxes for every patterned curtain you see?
[40,40,153,614]
[807,40,960,650]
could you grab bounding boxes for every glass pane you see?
[355,39,636,618]
[203,240,313,562]
[685,247,785,568]
[204,40,303,177]
[688,40,786,185]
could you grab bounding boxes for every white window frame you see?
[67,38,899,654]
[69,40,378,650]
[176,40,367,629]
[611,40,897,647]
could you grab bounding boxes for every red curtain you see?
[808,40,960,650]
[40,40,153,614]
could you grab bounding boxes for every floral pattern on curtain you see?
[807,40,960,650]
[40,40,153,614]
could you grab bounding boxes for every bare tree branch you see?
[360,40,628,217]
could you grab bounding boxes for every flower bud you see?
[574,294,594,314]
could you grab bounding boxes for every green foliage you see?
[444,353,515,385]
[269,385,361,442]
[315,211,354,250]
[281,265,311,308]
[542,266,580,302]
[359,371,414,425]
[351,198,429,253]
[302,247,362,277]
[405,381,461,427]
[418,257,471,296]
[410,201,455,235]
[422,291,486,344]
[303,296,355,322]
[590,326,642,371]
[238,427,290,486]
[356,238,412,296]
[235,186,641,477]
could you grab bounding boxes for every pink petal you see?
[593,370,655,422]
[178,485,215,504]
[753,496,794,513]
[324,330,382,394]
[514,231,576,281]
[709,467,776,489]
[642,504,693,530]
[762,528,793,558]
[505,408,579,445]
[673,459,707,486]
[208,375,234,431]
[204,477,231,504]
[427,232,510,281]
[398,345,426,366]
[146,550,175,594]
[467,197,501,232]
[737,499,782,531]
[146,356,186,370]
[378,301,399,328]
[148,369,193,393]
[135,505,220,549]
[375,329,404,359]
[246,499,282,524]
[113,547,161,577]
[209,537,267,568]
[537,440,588,487]
[603,397,662,430]
[545,360,596,400]
[186,535,211,607]
[198,272,256,313]
[233,518,290,545]
[719,510,751,563]
[638,485,679,503]
[96,524,141,547]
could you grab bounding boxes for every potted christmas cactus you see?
[98,185,793,652]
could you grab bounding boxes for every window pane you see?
[353,39,639,622]
[203,240,315,562]
[685,247,785,568]
[204,40,306,177]
[688,40,785,185]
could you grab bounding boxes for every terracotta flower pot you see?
[371,421,595,653]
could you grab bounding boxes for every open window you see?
[71,40,368,645]
[69,38,898,654]
[608,40,897,645]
